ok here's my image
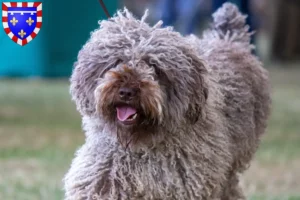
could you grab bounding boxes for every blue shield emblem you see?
[2,2,42,46]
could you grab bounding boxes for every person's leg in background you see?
[212,0,227,12]
[158,0,177,27]
[240,0,252,29]
[240,0,256,46]
[176,0,201,35]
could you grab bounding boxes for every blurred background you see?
[0,0,299,199]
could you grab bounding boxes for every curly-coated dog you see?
[64,3,271,200]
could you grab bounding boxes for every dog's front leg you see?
[63,143,113,200]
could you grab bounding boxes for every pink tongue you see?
[116,106,137,121]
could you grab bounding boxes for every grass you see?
[0,81,83,200]
[0,68,300,199]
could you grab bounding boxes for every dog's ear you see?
[70,61,100,116]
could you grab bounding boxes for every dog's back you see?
[191,4,271,198]
[197,1,271,177]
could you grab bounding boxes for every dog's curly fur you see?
[64,3,271,200]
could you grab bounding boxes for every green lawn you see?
[0,68,300,199]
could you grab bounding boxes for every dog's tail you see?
[206,3,253,49]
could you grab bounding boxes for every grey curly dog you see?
[64,3,271,200]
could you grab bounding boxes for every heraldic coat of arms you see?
[2,2,42,46]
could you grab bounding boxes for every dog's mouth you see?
[116,105,139,125]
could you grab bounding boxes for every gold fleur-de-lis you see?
[10,17,18,26]
[26,17,34,26]
[18,29,26,38]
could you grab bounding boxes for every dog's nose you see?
[119,87,137,100]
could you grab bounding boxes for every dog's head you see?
[70,10,208,145]
[94,63,164,128]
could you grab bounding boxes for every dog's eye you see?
[99,66,113,77]
[152,65,162,76]
[99,59,122,77]
[143,57,162,77]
